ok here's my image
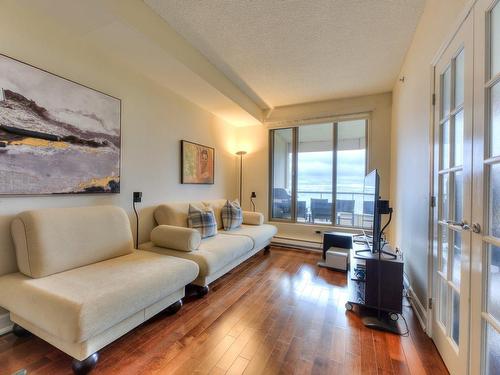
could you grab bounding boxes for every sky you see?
[297,149,366,193]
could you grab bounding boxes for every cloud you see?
[297,150,366,192]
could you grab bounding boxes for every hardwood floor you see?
[0,247,448,375]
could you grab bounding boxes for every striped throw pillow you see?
[221,200,243,231]
[187,204,217,238]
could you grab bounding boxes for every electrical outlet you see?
[133,191,142,203]
[251,192,257,198]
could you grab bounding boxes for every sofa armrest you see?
[242,211,264,226]
[151,225,201,252]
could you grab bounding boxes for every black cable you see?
[378,209,393,246]
[133,201,139,249]
[251,197,256,212]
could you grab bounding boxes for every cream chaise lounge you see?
[139,199,277,296]
[0,206,199,374]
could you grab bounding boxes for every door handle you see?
[446,220,471,230]
[472,223,481,234]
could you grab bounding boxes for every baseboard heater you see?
[271,236,322,252]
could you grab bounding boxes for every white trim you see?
[430,0,477,65]
[271,237,323,252]
[0,312,13,335]
[404,274,429,334]
[264,112,371,128]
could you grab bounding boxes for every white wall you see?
[0,3,238,280]
[390,0,468,308]
[237,92,392,243]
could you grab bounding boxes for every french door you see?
[471,1,500,374]
[432,12,473,375]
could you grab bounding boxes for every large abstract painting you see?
[0,54,121,195]
[181,140,215,184]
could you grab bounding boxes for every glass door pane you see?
[486,324,500,374]
[487,245,500,320]
[491,2,500,76]
[271,128,293,220]
[335,120,366,228]
[489,82,500,156]
[455,110,464,166]
[442,67,452,117]
[442,120,451,169]
[455,50,465,107]
[296,123,333,224]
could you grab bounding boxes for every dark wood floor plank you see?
[0,248,448,375]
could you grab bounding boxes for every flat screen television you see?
[363,169,381,253]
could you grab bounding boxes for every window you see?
[269,119,367,227]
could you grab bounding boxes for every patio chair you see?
[311,198,332,223]
[272,188,291,219]
[296,200,308,222]
[336,199,355,226]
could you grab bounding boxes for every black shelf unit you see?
[346,243,404,320]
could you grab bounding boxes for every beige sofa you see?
[0,206,199,374]
[139,199,277,294]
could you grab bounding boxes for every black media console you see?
[346,242,404,333]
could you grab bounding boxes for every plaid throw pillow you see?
[187,204,217,238]
[221,200,243,231]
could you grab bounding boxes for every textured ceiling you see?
[145,0,426,108]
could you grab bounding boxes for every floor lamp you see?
[236,151,247,204]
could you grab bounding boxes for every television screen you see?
[363,170,381,252]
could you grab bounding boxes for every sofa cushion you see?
[141,233,253,277]
[151,225,201,252]
[188,204,217,238]
[11,206,134,278]
[242,211,265,226]
[0,251,198,343]
[154,201,204,228]
[223,224,277,247]
[221,200,243,231]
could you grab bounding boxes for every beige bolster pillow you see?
[151,225,201,252]
[242,211,264,225]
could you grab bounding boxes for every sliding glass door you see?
[270,128,294,220]
[269,119,367,227]
[297,123,334,224]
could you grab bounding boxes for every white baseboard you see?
[271,237,322,252]
[0,312,12,335]
[404,275,428,333]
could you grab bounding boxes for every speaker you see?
[322,232,353,260]
[323,232,353,251]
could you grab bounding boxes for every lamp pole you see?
[236,151,247,204]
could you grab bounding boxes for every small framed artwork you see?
[181,140,215,184]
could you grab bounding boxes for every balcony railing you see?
[272,190,374,228]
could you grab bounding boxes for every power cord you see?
[399,313,410,337]
[378,208,393,245]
